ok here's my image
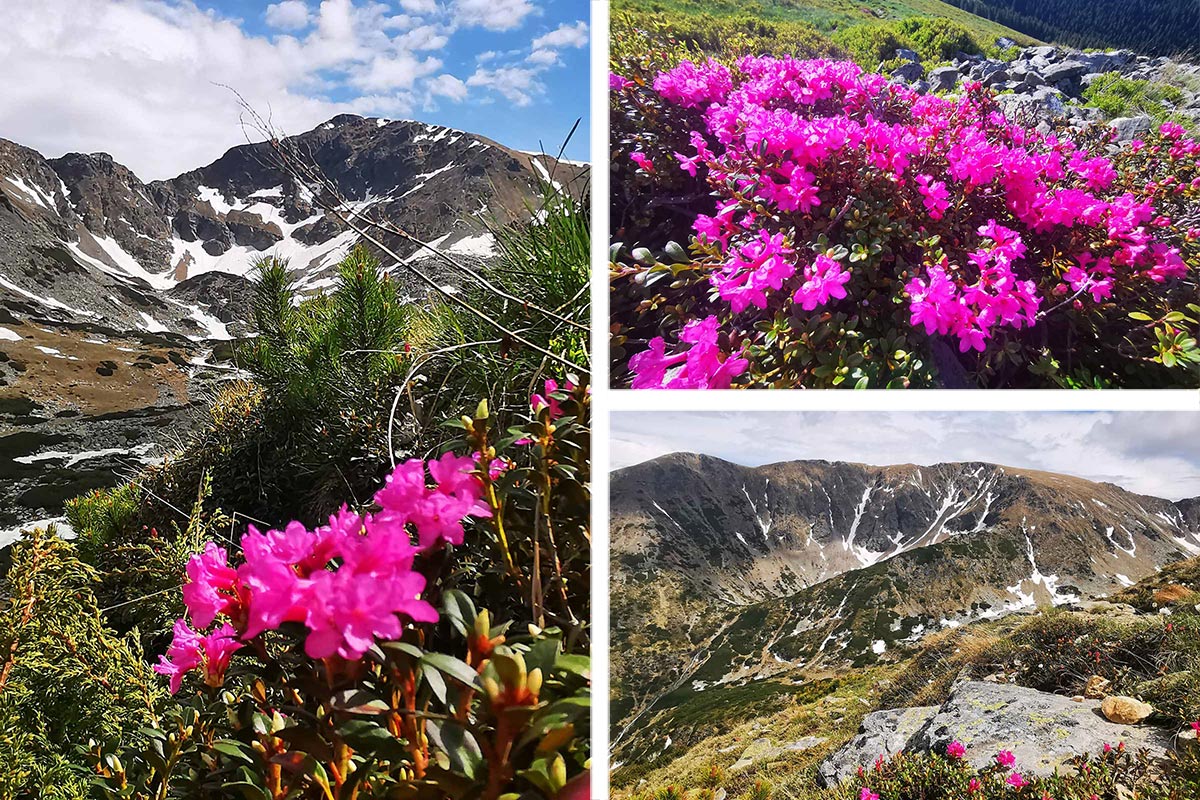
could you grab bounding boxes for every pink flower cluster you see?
[652,58,732,108]
[619,55,1197,385]
[628,315,748,389]
[906,222,1040,352]
[155,455,491,692]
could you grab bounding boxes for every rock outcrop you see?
[887,43,1200,133]
[818,681,1174,786]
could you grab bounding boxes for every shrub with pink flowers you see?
[85,382,592,800]
[610,53,1200,388]
[836,740,1199,800]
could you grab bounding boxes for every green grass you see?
[1083,72,1197,131]
[616,0,1038,48]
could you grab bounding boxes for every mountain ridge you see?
[0,113,586,338]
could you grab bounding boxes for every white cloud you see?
[527,48,559,66]
[466,65,542,106]
[531,20,587,50]
[452,0,536,31]
[399,0,439,12]
[0,0,496,179]
[0,0,584,179]
[351,53,443,92]
[395,24,450,51]
[265,0,311,30]
[428,73,468,101]
[611,411,1200,501]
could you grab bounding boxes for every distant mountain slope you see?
[610,454,1200,760]
[0,115,585,338]
[941,0,1200,56]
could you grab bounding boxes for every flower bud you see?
[493,652,527,690]
[550,753,567,790]
[527,667,543,698]
[474,609,492,639]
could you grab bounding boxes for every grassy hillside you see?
[615,0,1038,47]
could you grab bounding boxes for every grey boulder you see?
[816,706,939,786]
[891,62,925,83]
[1110,116,1154,142]
[907,681,1172,776]
[928,66,960,92]
[817,682,1173,787]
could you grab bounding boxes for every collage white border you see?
[586,2,1199,795]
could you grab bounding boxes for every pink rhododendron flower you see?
[156,453,501,690]
[629,152,653,173]
[609,73,632,92]
[947,740,966,759]
[860,789,879,800]
[532,379,563,419]
[182,542,241,628]
[653,58,732,108]
[154,620,243,694]
[793,254,851,310]
[916,174,951,219]
[614,55,1197,387]
[629,316,749,389]
[199,624,243,686]
[969,778,982,793]
[302,567,436,660]
[713,230,796,313]
[996,750,1016,768]
[153,618,204,694]
[1161,121,1186,139]
[1007,772,1028,789]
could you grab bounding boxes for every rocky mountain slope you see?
[0,116,584,533]
[610,454,1200,761]
[0,114,583,335]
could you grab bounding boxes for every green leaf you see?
[212,740,255,765]
[381,640,424,660]
[424,663,448,705]
[441,590,477,637]
[1128,311,1154,322]
[225,782,271,800]
[553,654,590,678]
[330,689,390,715]
[421,652,483,689]
[336,719,407,760]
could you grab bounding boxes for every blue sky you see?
[611,411,1200,500]
[0,0,589,178]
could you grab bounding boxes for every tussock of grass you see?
[1083,72,1196,131]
